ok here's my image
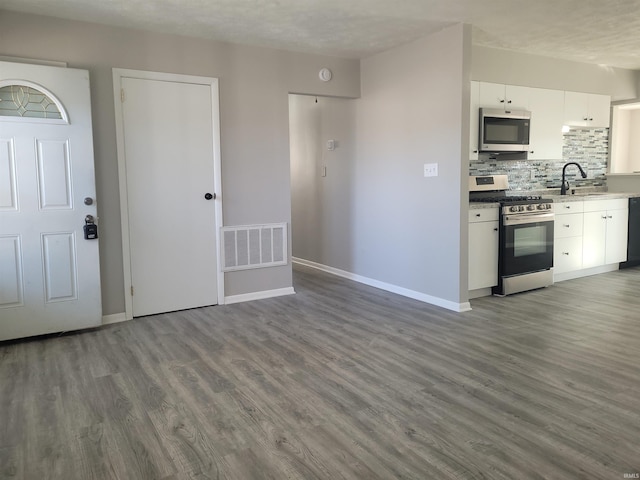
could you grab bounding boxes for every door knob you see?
[204,193,216,200]
[84,197,94,205]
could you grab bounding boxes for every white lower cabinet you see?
[554,205,584,274]
[553,198,628,279]
[554,236,583,274]
[468,208,499,291]
[582,199,628,268]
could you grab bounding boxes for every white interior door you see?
[0,61,101,341]
[117,74,220,317]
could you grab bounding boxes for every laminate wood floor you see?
[1,264,640,479]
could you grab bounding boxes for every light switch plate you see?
[424,163,438,177]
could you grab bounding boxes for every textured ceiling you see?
[2,0,640,70]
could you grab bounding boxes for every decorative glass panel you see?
[0,85,63,119]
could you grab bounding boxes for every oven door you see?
[501,213,554,277]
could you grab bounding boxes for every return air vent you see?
[221,223,287,272]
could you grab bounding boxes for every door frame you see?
[112,68,224,320]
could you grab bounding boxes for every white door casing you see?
[113,69,223,319]
[0,61,101,341]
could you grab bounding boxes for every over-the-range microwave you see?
[479,108,531,153]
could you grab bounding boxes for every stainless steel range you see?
[469,175,555,296]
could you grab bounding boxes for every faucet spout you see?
[560,162,588,195]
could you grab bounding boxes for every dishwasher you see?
[621,197,640,268]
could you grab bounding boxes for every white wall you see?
[353,24,471,307]
[289,95,357,269]
[0,10,361,314]
[628,110,640,172]
[611,108,631,173]
[472,46,638,101]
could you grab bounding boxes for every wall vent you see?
[221,223,287,272]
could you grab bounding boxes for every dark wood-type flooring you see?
[1,264,640,479]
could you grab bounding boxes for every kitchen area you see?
[468,78,640,300]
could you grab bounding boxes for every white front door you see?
[115,71,221,317]
[0,61,101,341]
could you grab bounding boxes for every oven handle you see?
[503,212,555,226]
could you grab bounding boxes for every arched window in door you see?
[0,80,69,122]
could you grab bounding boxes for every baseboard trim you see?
[293,257,472,313]
[102,312,128,325]
[224,287,296,305]
[554,263,619,283]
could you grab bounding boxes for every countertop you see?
[469,191,640,210]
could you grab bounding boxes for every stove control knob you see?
[518,206,525,212]
[527,205,535,211]
[510,206,518,212]
[537,204,544,210]
[546,204,552,209]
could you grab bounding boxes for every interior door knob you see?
[204,193,215,200]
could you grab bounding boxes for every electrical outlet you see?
[423,163,438,177]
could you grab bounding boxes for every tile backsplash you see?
[469,128,608,191]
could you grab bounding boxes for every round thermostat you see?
[319,67,332,82]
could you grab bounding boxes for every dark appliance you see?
[479,108,531,153]
[469,175,555,295]
[620,196,640,268]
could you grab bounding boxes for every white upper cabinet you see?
[478,82,529,110]
[563,91,611,128]
[470,81,480,160]
[528,87,565,160]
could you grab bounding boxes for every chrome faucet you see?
[560,162,587,195]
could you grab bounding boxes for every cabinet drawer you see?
[583,198,627,213]
[555,213,583,239]
[554,236,583,274]
[469,208,499,223]
[556,201,584,214]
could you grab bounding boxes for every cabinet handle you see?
[607,215,613,218]
[500,99,505,103]
[564,205,571,209]
[473,150,478,153]
[602,215,607,219]
[530,150,534,154]
[507,100,512,104]
[589,118,593,121]
[583,117,589,121]
[493,228,498,231]
[476,213,481,217]
[563,252,570,255]
[563,224,570,227]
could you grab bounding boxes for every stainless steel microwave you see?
[479,108,531,152]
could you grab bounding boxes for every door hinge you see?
[121,89,125,103]
[130,286,134,296]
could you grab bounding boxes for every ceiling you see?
[2,0,640,70]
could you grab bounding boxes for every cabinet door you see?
[588,94,611,128]
[605,208,628,264]
[564,91,589,127]
[504,85,529,110]
[528,87,565,160]
[582,210,607,268]
[469,221,499,290]
[470,81,480,160]
[554,236,583,274]
[479,82,507,108]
